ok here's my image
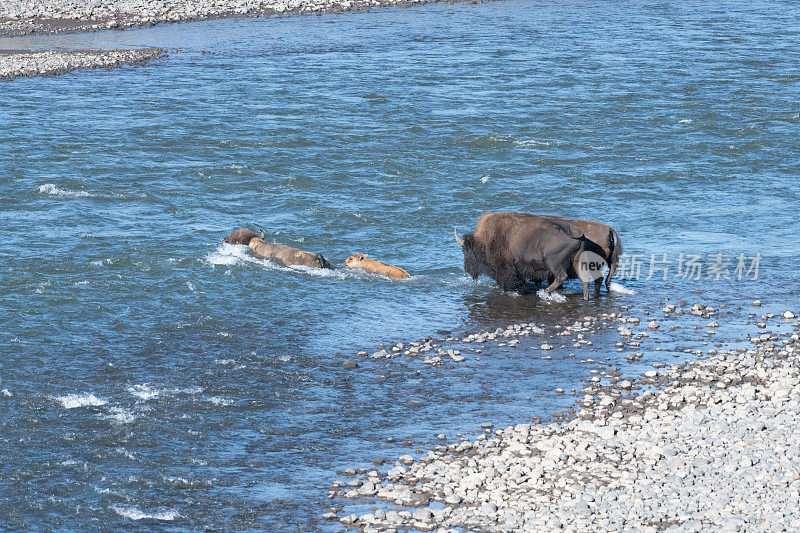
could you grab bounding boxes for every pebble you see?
[334,326,800,531]
[0,0,446,38]
[0,48,165,81]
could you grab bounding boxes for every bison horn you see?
[257,227,265,240]
[454,227,464,246]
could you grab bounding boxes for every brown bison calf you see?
[223,228,331,270]
[345,253,410,280]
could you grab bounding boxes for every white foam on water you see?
[480,175,490,183]
[34,281,52,294]
[2,389,12,397]
[284,263,350,279]
[208,396,233,406]
[206,243,248,266]
[537,289,567,303]
[111,505,181,521]
[163,475,191,484]
[128,383,204,400]
[100,407,136,425]
[115,447,136,460]
[38,183,92,198]
[517,139,551,147]
[94,485,125,496]
[57,393,107,409]
[443,274,495,289]
[609,282,637,295]
[128,384,159,400]
[214,358,235,365]
[678,119,693,124]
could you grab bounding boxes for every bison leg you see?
[496,266,523,292]
[594,277,603,295]
[581,279,590,301]
[605,264,618,292]
[544,268,568,294]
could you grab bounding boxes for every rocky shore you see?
[0,0,466,80]
[0,47,165,80]
[0,0,460,37]
[329,307,800,531]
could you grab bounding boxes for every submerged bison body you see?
[455,212,591,299]
[546,216,622,293]
[223,228,331,270]
[345,253,410,280]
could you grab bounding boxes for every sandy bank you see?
[329,307,800,531]
[0,47,165,80]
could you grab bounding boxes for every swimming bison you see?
[223,228,331,270]
[454,212,593,299]
[345,253,410,280]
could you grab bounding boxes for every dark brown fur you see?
[223,228,257,245]
[457,212,591,299]
[546,216,623,293]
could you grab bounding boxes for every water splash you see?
[56,393,107,409]
[608,282,637,295]
[38,183,92,198]
[111,505,181,521]
[537,289,567,303]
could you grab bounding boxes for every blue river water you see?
[1,0,799,530]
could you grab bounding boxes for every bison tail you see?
[606,227,623,290]
[549,218,584,240]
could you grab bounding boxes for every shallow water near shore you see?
[2,0,800,530]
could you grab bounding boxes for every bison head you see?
[223,228,262,246]
[344,253,366,268]
[455,228,491,280]
[316,253,332,270]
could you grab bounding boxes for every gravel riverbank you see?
[0,47,165,80]
[330,307,800,532]
[0,0,462,37]
[0,0,465,80]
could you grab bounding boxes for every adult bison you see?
[454,212,591,299]
[546,216,622,294]
[223,228,332,270]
